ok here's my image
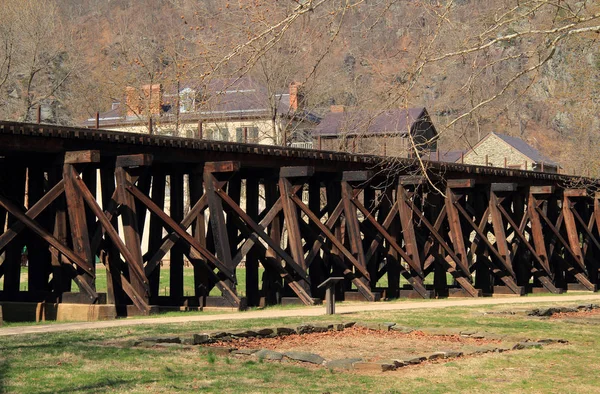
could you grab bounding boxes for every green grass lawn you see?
[2,300,600,393]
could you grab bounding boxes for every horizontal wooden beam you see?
[342,171,373,182]
[447,179,475,188]
[204,161,240,173]
[564,189,588,197]
[65,150,100,164]
[280,166,315,178]
[530,185,554,194]
[116,154,153,167]
[399,175,425,185]
[491,183,518,192]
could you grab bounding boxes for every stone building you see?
[461,132,560,172]
[82,78,320,146]
[311,106,438,157]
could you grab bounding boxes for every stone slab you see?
[325,358,363,370]
[254,349,284,361]
[284,351,325,365]
[56,304,117,322]
[353,362,396,372]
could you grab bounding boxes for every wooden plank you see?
[114,167,148,305]
[491,183,518,192]
[245,177,260,306]
[64,150,100,164]
[115,154,153,168]
[341,181,371,293]
[63,164,96,291]
[399,176,425,185]
[2,166,26,295]
[26,166,52,293]
[170,173,184,300]
[342,171,373,182]
[279,177,309,276]
[396,183,423,275]
[447,179,475,189]
[564,189,587,197]
[280,166,315,178]
[204,161,240,173]
[189,172,209,298]
[204,171,235,273]
[562,195,586,272]
[445,187,471,274]
[530,186,554,194]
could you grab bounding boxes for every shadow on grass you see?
[0,358,8,394]
[35,377,158,394]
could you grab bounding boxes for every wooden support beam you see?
[564,189,588,197]
[204,161,240,173]
[280,166,315,178]
[396,183,424,276]
[64,164,96,293]
[445,187,471,274]
[116,154,153,168]
[447,179,475,189]
[342,171,373,182]
[399,176,425,185]
[530,186,554,195]
[65,150,100,164]
[491,183,518,192]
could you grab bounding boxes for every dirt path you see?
[2,294,600,337]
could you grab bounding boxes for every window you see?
[207,127,229,141]
[235,126,259,143]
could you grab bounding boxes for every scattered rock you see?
[284,351,325,365]
[391,359,407,368]
[256,328,274,337]
[441,350,463,358]
[355,322,384,331]
[210,332,230,339]
[230,330,258,338]
[513,342,543,350]
[353,362,396,372]
[140,336,181,344]
[428,352,446,360]
[192,334,211,345]
[390,325,414,334]
[325,358,363,370]
[233,349,259,355]
[403,356,427,365]
[343,322,356,328]
[276,327,296,336]
[254,349,284,361]
[311,325,331,333]
[297,324,315,334]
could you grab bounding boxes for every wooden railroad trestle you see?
[0,121,598,315]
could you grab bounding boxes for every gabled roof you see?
[84,77,320,126]
[312,107,429,137]
[475,132,560,167]
[422,150,467,163]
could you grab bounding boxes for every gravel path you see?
[2,294,600,337]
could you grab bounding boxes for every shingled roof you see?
[489,132,560,167]
[312,107,429,137]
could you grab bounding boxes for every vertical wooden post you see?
[100,166,124,306]
[27,166,51,292]
[318,136,322,150]
[188,170,209,300]
[2,166,26,295]
[445,186,471,275]
[95,112,100,129]
[485,155,488,166]
[37,106,42,124]
[245,177,260,306]
[341,181,369,291]
[461,152,464,164]
[243,127,248,144]
[64,164,96,295]
[169,172,184,300]
[264,180,283,305]
[504,157,507,168]
[198,121,203,139]
[115,166,149,305]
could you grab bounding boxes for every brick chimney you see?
[143,84,163,116]
[330,105,345,113]
[289,82,305,112]
[125,84,163,117]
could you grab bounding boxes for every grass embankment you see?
[1,300,600,393]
